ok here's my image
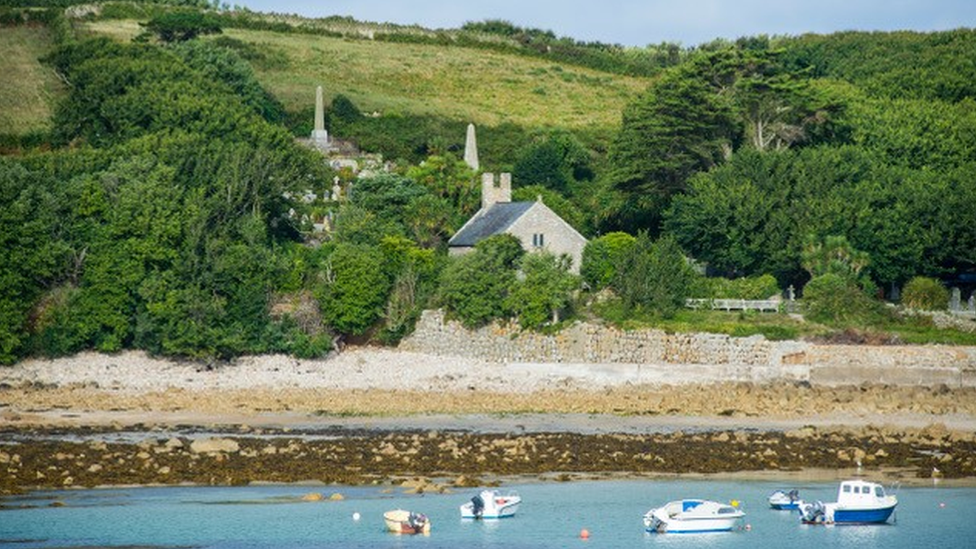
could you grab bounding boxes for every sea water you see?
[2,479,974,548]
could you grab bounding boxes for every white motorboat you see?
[799,480,897,524]
[643,499,745,533]
[460,489,522,519]
[768,488,803,510]
[383,509,431,534]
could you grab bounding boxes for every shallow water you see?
[2,479,974,548]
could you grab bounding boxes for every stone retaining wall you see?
[399,310,976,387]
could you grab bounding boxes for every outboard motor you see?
[408,512,428,531]
[801,501,826,523]
[470,494,485,518]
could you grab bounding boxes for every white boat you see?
[383,509,431,535]
[768,488,802,510]
[643,499,745,533]
[460,489,522,519]
[799,480,897,525]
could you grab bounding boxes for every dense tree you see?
[439,234,523,327]
[404,155,479,228]
[512,131,592,194]
[505,251,579,329]
[171,40,285,123]
[377,237,442,342]
[316,243,390,335]
[348,173,428,228]
[612,233,697,318]
[664,144,971,290]
[580,231,636,291]
[603,53,739,232]
[603,47,843,234]
[0,161,68,363]
[141,11,223,43]
[402,194,454,249]
[780,29,976,103]
[3,37,333,362]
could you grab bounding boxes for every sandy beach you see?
[2,347,975,494]
[3,347,976,428]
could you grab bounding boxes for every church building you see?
[447,172,588,273]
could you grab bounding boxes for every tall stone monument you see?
[463,123,479,171]
[311,86,329,146]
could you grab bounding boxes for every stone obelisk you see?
[463,123,479,170]
[311,86,329,146]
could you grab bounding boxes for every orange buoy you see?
[580,528,590,539]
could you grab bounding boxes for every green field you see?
[80,20,651,131]
[0,25,64,135]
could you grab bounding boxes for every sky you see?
[236,0,976,47]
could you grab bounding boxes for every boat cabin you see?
[837,480,888,504]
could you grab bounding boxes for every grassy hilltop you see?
[9,15,650,138]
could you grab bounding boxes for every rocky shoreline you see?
[2,348,976,495]
[1,421,973,496]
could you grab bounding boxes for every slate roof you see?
[448,202,535,247]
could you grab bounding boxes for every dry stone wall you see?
[399,310,976,387]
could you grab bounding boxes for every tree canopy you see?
[141,11,223,43]
[3,16,976,362]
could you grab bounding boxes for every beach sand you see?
[2,348,974,493]
[3,347,975,430]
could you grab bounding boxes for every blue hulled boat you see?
[799,480,897,525]
[768,488,802,510]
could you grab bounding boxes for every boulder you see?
[189,438,240,454]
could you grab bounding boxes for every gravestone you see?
[311,86,329,146]
[950,287,962,310]
[332,176,342,201]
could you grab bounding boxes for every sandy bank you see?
[2,348,976,429]
[3,348,976,494]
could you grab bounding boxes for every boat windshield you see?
[875,486,885,497]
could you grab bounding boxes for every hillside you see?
[78,19,650,131]
[0,25,64,135]
[1,4,974,366]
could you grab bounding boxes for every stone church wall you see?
[399,310,976,387]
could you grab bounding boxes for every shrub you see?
[694,274,780,299]
[802,234,870,283]
[580,232,635,291]
[438,235,522,327]
[613,233,697,318]
[316,243,391,335]
[142,10,223,43]
[505,251,578,329]
[901,276,949,311]
[802,273,887,325]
